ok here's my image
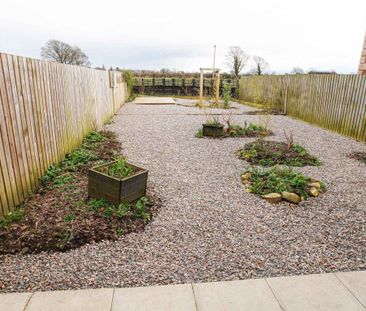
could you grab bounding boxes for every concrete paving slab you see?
[112,284,196,311]
[336,271,366,308]
[25,288,113,311]
[267,273,365,311]
[193,279,282,311]
[0,292,32,311]
[132,96,175,105]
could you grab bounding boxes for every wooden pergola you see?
[199,67,220,106]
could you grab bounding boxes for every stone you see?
[309,187,319,197]
[261,193,282,204]
[310,177,320,183]
[309,182,321,189]
[281,192,301,204]
[241,172,251,181]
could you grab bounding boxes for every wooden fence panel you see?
[0,52,127,217]
[239,74,366,142]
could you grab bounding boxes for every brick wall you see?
[359,32,366,75]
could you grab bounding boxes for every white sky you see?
[0,0,365,73]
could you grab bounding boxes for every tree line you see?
[40,39,336,76]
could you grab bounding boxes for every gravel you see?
[0,100,365,293]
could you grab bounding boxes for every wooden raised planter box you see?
[88,161,148,205]
[202,123,224,137]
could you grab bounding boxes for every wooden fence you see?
[133,77,239,97]
[0,52,127,217]
[239,74,366,142]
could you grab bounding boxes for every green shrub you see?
[123,70,136,101]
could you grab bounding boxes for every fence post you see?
[284,83,288,114]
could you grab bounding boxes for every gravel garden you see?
[0,99,365,292]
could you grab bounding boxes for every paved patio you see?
[1,271,365,310]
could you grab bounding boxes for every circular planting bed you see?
[241,166,326,204]
[238,139,320,167]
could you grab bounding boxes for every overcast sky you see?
[1,0,365,73]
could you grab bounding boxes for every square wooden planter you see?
[202,123,224,137]
[88,161,148,205]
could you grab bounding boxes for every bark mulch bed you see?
[238,139,320,167]
[0,131,160,255]
[348,151,366,164]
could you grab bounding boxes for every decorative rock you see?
[281,192,301,204]
[309,187,319,197]
[261,193,282,204]
[241,172,251,181]
[309,182,321,189]
[310,177,320,183]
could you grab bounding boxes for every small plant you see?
[226,122,271,138]
[134,196,150,221]
[0,209,25,229]
[82,131,104,149]
[89,196,151,221]
[63,214,76,222]
[64,148,98,169]
[283,130,294,149]
[89,198,111,213]
[195,128,203,138]
[52,173,75,188]
[239,140,320,167]
[41,165,62,184]
[205,116,221,126]
[107,158,133,179]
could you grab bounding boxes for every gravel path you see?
[1,100,365,293]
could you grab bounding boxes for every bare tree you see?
[291,67,304,74]
[41,39,91,66]
[251,56,269,75]
[226,47,250,78]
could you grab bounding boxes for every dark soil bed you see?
[238,140,320,167]
[0,131,160,255]
[348,151,366,164]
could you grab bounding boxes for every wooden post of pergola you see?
[199,68,220,107]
